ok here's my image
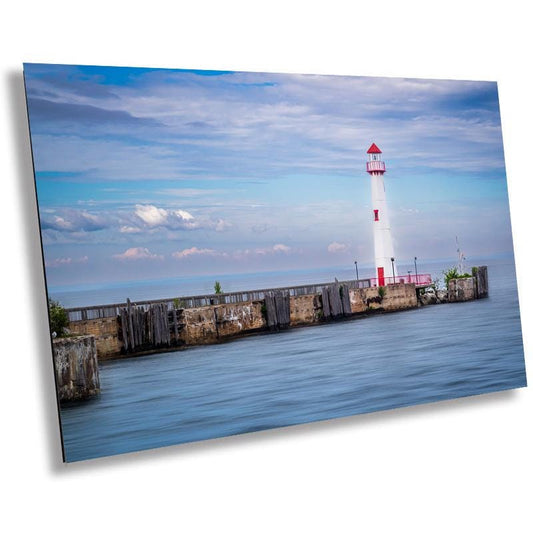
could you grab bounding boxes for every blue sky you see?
[24,64,513,287]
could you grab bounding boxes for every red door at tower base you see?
[377,267,385,287]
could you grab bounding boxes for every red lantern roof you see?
[367,143,382,154]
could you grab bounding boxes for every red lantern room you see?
[366,143,386,174]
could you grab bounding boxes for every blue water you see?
[59,258,527,462]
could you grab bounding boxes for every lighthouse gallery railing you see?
[366,160,386,172]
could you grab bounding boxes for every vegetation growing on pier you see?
[443,267,471,288]
[48,298,69,337]
[214,281,223,294]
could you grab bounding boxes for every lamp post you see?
[391,257,396,284]
[354,260,359,283]
[414,256,418,284]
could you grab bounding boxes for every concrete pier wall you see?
[357,283,418,312]
[68,283,420,360]
[448,277,477,302]
[52,335,100,402]
[69,317,121,358]
[183,301,265,344]
[290,295,321,325]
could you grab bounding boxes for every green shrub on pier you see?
[378,286,387,299]
[48,298,69,337]
[214,281,223,294]
[443,267,471,288]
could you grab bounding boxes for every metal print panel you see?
[24,63,527,462]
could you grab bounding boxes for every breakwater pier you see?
[61,267,488,362]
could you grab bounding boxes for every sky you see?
[24,63,514,288]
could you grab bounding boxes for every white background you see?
[1,1,531,531]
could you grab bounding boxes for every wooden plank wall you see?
[340,284,352,316]
[321,284,352,319]
[322,283,352,319]
[328,284,343,318]
[321,288,331,319]
[275,291,291,327]
[119,299,179,353]
[475,266,489,298]
[264,291,290,329]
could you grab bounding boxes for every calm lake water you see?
[59,258,527,462]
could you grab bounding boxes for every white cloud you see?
[41,209,108,233]
[174,209,194,221]
[134,204,171,226]
[328,242,349,253]
[236,244,292,257]
[273,243,290,253]
[131,204,233,234]
[113,247,163,261]
[119,225,142,234]
[45,255,88,268]
[133,204,206,230]
[171,244,291,260]
[172,247,219,259]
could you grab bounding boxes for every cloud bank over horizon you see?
[24,64,514,286]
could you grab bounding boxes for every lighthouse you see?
[366,143,395,286]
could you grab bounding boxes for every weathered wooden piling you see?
[119,301,174,353]
[321,287,331,319]
[264,291,290,329]
[475,266,489,298]
[52,335,100,402]
[340,284,352,316]
[328,283,343,318]
[172,308,179,341]
[321,284,349,319]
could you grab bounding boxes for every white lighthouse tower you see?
[366,143,395,286]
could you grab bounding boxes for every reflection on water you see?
[60,259,527,462]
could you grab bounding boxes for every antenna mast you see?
[456,236,466,275]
